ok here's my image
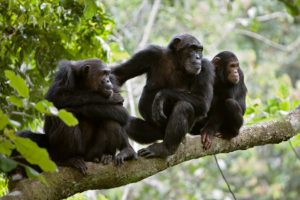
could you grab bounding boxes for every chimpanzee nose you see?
[101,79,110,84]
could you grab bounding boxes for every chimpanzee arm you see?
[236,82,247,115]
[112,45,162,85]
[152,59,215,122]
[46,86,124,109]
[67,105,129,126]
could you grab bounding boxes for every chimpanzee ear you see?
[82,65,91,74]
[168,37,182,51]
[212,57,221,66]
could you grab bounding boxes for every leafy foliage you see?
[0,0,116,186]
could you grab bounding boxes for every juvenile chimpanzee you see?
[113,34,215,158]
[191,51,247,150]
[44,59,136,174]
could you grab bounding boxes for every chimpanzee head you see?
[212,51,242,85]
[58,59,114,98]
[168,34,203,75]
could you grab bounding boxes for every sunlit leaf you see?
[4,70,29,98]
[279,101,290,111]
[84,0,97,19]
[291,133,300,147]
[0,139,15,156]
[98,194,109,200]
[5,130,57,172]
[9,119,21,127]
[35,100,57,114]
[7,95,24,107]
[278,83,289,99]
[58,109,78,126]
[0,110,9,130]
[245,107,255,115]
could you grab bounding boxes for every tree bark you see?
[2,105,300,200]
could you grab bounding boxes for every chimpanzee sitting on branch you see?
[17,59,137,175]
[191,51,247,150]
[113,34,215,158]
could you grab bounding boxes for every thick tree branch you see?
[2,105,300,200]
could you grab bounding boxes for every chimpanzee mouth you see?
[195,68,201,75]
[102,87,113,98]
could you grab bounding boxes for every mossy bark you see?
[2,106,300,200]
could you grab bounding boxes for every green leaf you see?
[245,107,255,115]
[0,156,17,173]
[84,0,97,19]
[291,133,300,147]
[279,101,290,111]
[278,83,289,99]
[24,166,47,184]
[5,130,57,172]
[5,70,29,98]
[35,100,57,115]
[0,110,9,130]
[0,139,15,156]
[58,109,78,126]
[7,95,24,107]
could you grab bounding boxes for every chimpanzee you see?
[113,34,215,158]
[44,59,137,174]
[190,51,247,150]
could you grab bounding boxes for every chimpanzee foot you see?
[215,132,224,138]
[201,132,214,150]
[115,147,138,166]
[138,143,171,158]
[66,157,87,175]
[100,154,113,165]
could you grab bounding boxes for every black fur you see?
[191,51,247,149]
[113,34,214,158]
[16,59,136,175]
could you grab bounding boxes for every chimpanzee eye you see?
[199,46,203,52]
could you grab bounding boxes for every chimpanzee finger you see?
[138,148,153,157]
[115,156,124,166]
[101,155,113,165]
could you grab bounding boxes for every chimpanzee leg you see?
[126,116,164,144]
[225,99,243,124]
[84,129,106,163]
[45,116,88,174]
[115,126,137,166]
[222,98,244,139]
[138,101,195,158]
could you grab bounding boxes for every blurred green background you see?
[0,0,300,199]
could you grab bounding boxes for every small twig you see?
[136,0,161,50]
[288,140,300,161]
[213,155,237,200]
[236,29,287,52]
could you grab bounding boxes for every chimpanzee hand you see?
[110,93,124,105]
[152,92,167,125]
[138,142,170,158]
[115,147,137,166]
[200,128,215,150]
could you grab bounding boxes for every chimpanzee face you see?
[212,51,241,85]
[183,44,203,75]
[226,59,240,84]
[168,34,203,75]
[80,59,113,98]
